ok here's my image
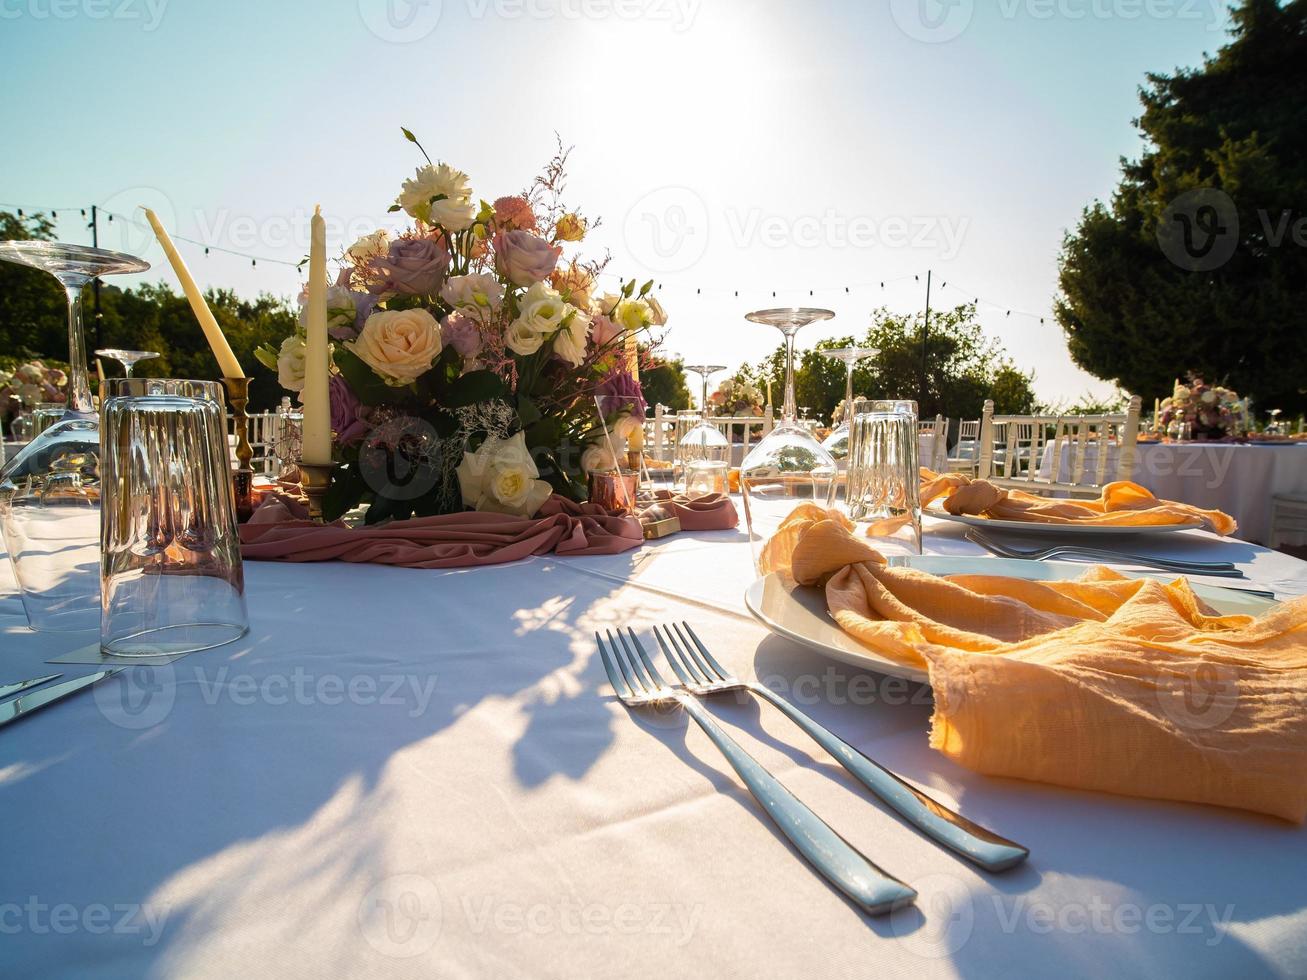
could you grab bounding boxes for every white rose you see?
[551,308,591,368]
[299,284,357,334]
[347,308,443,385]
[276,334,307,392]
[346,229,390,262]
[441,273,504,315]
[396,163,476,231]
[456,431,553,517]
[581,442,618,474]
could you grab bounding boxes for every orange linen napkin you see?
[917,470,1237,535]
[762,507,1307,822]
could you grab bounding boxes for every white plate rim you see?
[744,556,1275,685]
[926,507,1203,536]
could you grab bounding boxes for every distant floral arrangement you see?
[1159,376,1247,439]
[256,131,665,522]
[0,360,67,428]
[709,378,764,417]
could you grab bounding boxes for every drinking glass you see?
[739,309,838,564]
[676,364,730,490]
[96,348,160,378]
[818,346,878,461]
[0,241,149,630]
[846,399,922,555]
[100,379,248,656]
[685,459,729,497]
[30,402,67,438]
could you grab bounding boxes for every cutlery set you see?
[596,622,1028,916]
[0,669,121,729]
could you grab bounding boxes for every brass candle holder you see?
[222,376,255,522]
[298,461,337,523]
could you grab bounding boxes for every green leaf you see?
[323,463,367,522]
[516,395,542,428]
[387,204,402,213]
[335,348,392,406]
[443,369,506,408]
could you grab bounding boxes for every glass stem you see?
[783,331,797,424]
[64,283,94,415]
[845,362,855,425]
[701,374,710,421]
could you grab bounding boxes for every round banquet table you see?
[2,505,1306,979]
[1039,441,1307,545]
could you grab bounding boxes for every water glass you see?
[846,399,922,554]
[685,459,729,497]
[100,379,248,656]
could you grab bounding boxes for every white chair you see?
[948,418,981,474]
[1269,495,1307,549]
[918,415,947,471]
[977,396,1142,498]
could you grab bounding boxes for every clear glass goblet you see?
[96,348,160,378]
[676,364,730,489]
[739,308,839,566]
[0,241,149,630]
[818,346,878,461]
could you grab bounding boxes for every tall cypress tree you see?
[1056,0,1307,413]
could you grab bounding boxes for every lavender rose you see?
[329,375,371,447]
[440,312,483,360]
[493,229,562,287]
[367,236,450,296]
[598,368,647,419]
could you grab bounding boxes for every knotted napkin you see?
[762,505,1307,822]
[918,470,1237,535]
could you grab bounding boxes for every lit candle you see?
[301,205,332,465]
[143,208,244,378]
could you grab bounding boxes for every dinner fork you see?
[655,623,1029,873]
[596,628,916,916]
[965,529,1244,577]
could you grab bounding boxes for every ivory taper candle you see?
[300,205,332,465]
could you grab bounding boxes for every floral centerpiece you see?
[1158,376,1248,440]
[0,360,67,433]
[709,377,764,417]
[257,132,665,523]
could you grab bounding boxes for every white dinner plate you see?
[744,555,1276,685]
[926,507,1203,536]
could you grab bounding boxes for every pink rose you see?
[589,313,620,349]
[492,195,537,233]
[441,311,483,359]
[493,229,561,287]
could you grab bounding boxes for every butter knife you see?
[0,673,61,699]
[0,668,123,728]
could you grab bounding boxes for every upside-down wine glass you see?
[96,348,160,378]
[818,346,878,461]
[739,308,838,566]
[0,241,149,630]
[676,364,731,490]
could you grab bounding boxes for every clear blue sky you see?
[0,0,1235,403]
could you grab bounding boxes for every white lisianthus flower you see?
[551,308,591,368]
[506,281,569,356]
[594,291,622,317]
[646,295,668,327]
[456,431,553,517]
[505,319,544,356]
[581,442,618,474]
[276,334,307,392]
[441,273,504,315]
[613,298,653,334]
[346,229,390,262]
[396,163,476,231]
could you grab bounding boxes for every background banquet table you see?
[2,506,1306,978]
[1040,442,1307,544]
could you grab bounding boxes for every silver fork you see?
[655,622,1029,873]
[965,529,1243,577]
[596,628,916,916]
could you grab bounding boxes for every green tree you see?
[1056,0,1307,413]
[0,211,65,359]
[745,304,1036,424]
[639,351,692,412]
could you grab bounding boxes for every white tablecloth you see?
[3,508,1306,978]
[1041,442,1307,544]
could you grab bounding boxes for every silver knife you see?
[0,668,123,728]
[0,673,62,699]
